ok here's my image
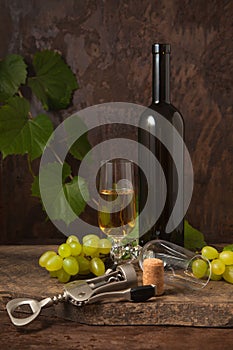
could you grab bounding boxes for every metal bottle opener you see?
[6,264,156,327]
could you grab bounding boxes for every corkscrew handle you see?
[6,297,53,326]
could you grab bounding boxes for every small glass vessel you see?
[138,239,211,289]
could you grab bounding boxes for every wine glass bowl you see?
[139,240,211,289]
[98,159,136,262]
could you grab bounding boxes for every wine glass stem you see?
[111,243,124,262]
[110,242,142,263]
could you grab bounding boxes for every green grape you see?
[90,251,100,258]
[58,243,72,258]
[76,256,90,275]
[56,268,71,283]
[39,250,56,267]
[206,268,222,281]
[192,259,208,278]
[83,234,100,244]
[46,255,63,271]
[49,270,58,278]
[83,237,99,257]
[90,257,105,276]
[210,273,222,281]
[219,251,233,265]
[98,238,112,255]
[201,246,219,260]
[211,259,225,275]
[69,241,82,256]
[63,256,79,275]
[66,235,79,244]
[222,265,233,284]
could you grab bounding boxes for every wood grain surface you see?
[1,245,233,350]
[1,311,233,350]
[0,0,232,244]
[1,246,232,329]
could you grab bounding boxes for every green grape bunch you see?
[39,234,112,283]
[192,244,233,284]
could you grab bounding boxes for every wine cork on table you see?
[143,258,164,296]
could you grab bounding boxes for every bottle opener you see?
[6,264,156,326]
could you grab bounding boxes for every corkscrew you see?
[6,264,156,327]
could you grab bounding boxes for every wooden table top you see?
[0,245,233,350]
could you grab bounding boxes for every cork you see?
[142,258,164,296]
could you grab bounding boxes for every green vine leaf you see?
[31,175,40,198]
[0,96,53,160]
[0,54,27,103]
[223,244,233,252]
[184,220,206,251]
[28,50,78,111]
[69,118,92,160]
[31,162,72,198]
[64,176,89,218]
[37,162,89,225]
[70,133,92,160]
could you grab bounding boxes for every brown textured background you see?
[0,0,232,244]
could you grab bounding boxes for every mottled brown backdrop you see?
[0,0,232,244]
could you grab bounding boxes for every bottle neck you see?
[152,51,170,104]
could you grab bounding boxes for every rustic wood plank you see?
[0,245,232,328]
[1,311,233,350]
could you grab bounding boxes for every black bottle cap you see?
[152,43,171,54]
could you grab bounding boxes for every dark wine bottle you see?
[139,43,184,246]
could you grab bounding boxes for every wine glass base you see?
[110,242,141,264]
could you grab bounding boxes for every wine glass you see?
[138,240,211,289]
[98,159,137,262]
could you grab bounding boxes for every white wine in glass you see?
[98,159,136,261]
